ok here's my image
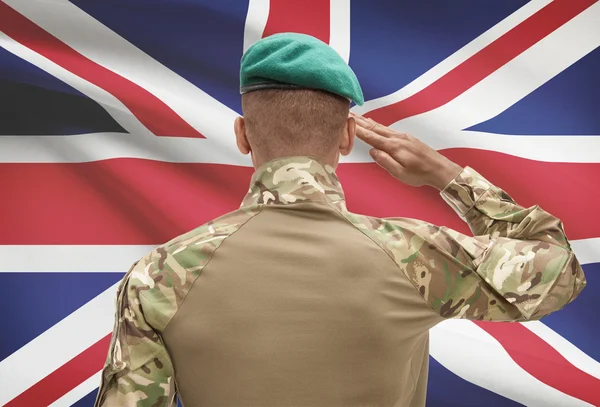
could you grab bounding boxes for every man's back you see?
[165,184,436,406]
[95,157,585,407]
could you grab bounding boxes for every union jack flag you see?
[0,0,599,406]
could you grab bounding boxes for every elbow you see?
[525,252,587,321]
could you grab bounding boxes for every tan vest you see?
[163,200,438,406]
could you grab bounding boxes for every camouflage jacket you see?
[94,156,586,406]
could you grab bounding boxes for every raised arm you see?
[351,113,586,321]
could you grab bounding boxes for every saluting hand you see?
[351,112,463,191]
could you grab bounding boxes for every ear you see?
[234,117,251,155]
[339,116,356,156]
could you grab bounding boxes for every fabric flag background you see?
[1,0,599,406]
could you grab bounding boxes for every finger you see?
[354,119,395,140]
[355,125,396,151]
[370,148,406,178]
[351,112,406,139]
[350,112,375,129]
[350,112,379,128]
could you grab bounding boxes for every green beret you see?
[240,33,364,106]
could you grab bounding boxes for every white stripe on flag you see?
[430,320,593,407]
[391,1,600,134]
[0,245,156,272]
[341,131,600,164]
[0,238,597,273]
[329,0,351,63]
[522,321,600,381]
[352,0,553,115]
[0,283,118,406]
[4,0,239,144]
[243,0,270,53]
[570,238,600,266]
[1,131,599,164]
[0,131,250,165]
[47,371,102,407]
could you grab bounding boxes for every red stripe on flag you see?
[0,3,203,139]
[4,334,110,407]
[262,0,330,43]
[365,0,598,125]
[475,322,600,406]
[0,150,598,245]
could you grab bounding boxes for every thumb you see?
[370,148,404,177]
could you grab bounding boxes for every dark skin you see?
[350,112,463,191]
[234,111,462,191]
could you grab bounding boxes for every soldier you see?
[95,33,586,407]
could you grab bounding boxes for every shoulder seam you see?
[326,203,407,269]
[149,205,266,333]
[326,203,443,318]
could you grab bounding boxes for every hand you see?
[351,112,463,190]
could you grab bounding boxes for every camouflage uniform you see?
[95,156,585,407]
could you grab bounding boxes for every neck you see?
[251,150,340,170]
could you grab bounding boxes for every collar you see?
[241,156,346,208]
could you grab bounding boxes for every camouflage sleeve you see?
[420,166,587,321]
[441,166,572,246]
[94,260,177,407]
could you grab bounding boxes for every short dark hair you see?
[241,89,350,161]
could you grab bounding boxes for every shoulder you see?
[341,209,435,248]
[339,209,471,285]
[342,209,480,260]
[339,210,422,261]
[124,205,263,330]
[163,205,262,260]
